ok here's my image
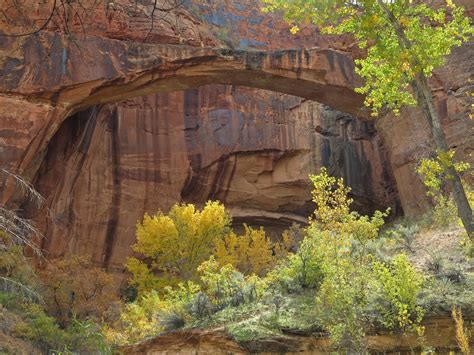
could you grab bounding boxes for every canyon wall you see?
[31,87,396,270]
[0,0,472,272]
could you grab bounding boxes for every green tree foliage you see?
[126,201,232,294]
[266,236,324,292]
[0,232,39,301]
[106,259,266,346]
[417,151,473,229]
[12,304,111,354]
[0,238,112,353]
[197,256,267,308]
[263,0,472,116]
[263,0,473,238]
[110,169,471,350]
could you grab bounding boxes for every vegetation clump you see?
[1,167,472,352]
[0,235,112,353]
[106,168,469,352]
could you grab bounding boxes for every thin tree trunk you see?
[414,74,473,238]
[378,0,473,238]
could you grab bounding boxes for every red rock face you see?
[30,87,397,270]
[0,0,472,272]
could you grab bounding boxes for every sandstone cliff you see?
[0,0,472,273]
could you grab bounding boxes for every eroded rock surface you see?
[30,87,396,270]
[0,0,472,273]
[121,318,473,354]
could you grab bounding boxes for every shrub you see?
[13,303,67,352]
[387,223,420,253]
[103,290,165,345]
[0,235,43,306]
[198,257,267,309]
[0,233,37,289]
[187,292,213,320]
[64,317,112,353]
[303,169,390,351]
[313,227,376,352]
[39,255,117,327]
[309,167,352,230]
[372,254,425,333]
[266,236,323,292]
[418,274,474,316]
[281,223,305,252]
[416,151,472,229]
[106,258,268,345]
[159,309,187,331]
[304,168,424,350]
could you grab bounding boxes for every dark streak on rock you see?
[66,108,101,196]
[0,58,23,89]
[103,106,121,270]
[326,50,335,72]
[78,106,101,153]
[207,159,223,200]
[222,155,237,203]
[32,108,95,252]
[269,51,284,69]
[335,51,352,85]
[244,51,266,70]
[304,50,310,66]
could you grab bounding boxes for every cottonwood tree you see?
[263,0,473,237]
[126,201,232,295]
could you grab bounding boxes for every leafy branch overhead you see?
[263,0,473,116]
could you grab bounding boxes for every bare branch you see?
[1,169,45,208]
[143,0,186,42]
[0,0,58,37]
[0,207,42,255]
[0,276,45,305]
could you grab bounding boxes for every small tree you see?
[263,0,473,238]
[126,201,232,295]
[304,168,422,350]
[215,224,293,276]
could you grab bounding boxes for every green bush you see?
[197,257,266,310]
[1,236,112,353]
[372,254,425,333]
[266,236,323,292]
[13,304,67,352]
[12,303,112,353]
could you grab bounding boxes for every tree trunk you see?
[413,74,473,238]
[378,0,473,238]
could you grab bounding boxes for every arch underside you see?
[0,32,401,269]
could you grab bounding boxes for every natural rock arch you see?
[0,32,369,203]
[2,33,365,114]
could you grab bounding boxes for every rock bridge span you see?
[0,33,367,188]
[1,34,364,114]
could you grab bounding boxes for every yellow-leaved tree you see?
[214,225,293,276]
[126,201,232,295]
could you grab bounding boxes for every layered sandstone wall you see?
[31,86,396,270]
[0,0,472,272]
